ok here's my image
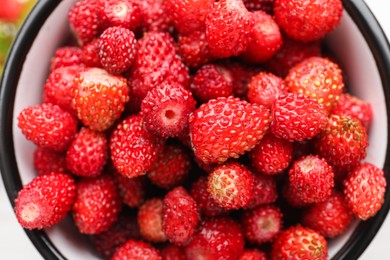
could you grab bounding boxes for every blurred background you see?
[0,0,36,74]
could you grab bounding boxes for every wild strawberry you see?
[241,11,282,63]
[286,57,345,111]
[163,0,213,35]
[239,249,267,260]
[191,176,228,217]
[270,226,327,260]
[274,0,342,42]
[14,173,76,229]
[162,187,199,246]
[50,46,83,72]
[264,36,322,77]
[343,163,386,220]
[191,64,233,103]
[241,205,283,244]
[246,174,278,209]
[110,115,164,178]
[271,93,328,141]
[138,198,167,243]
[134,0,171,32]
[206,0,254,58]
[331,93,373,129]
[18,103,78,152]
[92,212,141,258]
[112,240,161,260]
[302,191,354,238]
[185,217,245,260]
[208,162,254,209]
[249,133,293,175]
[288,154,334,204]
[66,127,108,177]
[98,0,141,30]
[116,175,147,208]
[73,174,122,234]
[33,147,67,176]
[68,0,100,46]
[43,65,80,114]
[72,67,130,131]
[81,39,101,67]
[189,96,271,164]
[247,72,287,108]
[141,82,196,138]
[315,114,369,172]
[147,144,191,189]
[243,0,274,12]
[98,26,137,75]
[282,181,309,208]
[160,245,186,260]
[177,30,210,69]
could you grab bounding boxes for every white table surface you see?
[1,0,390,259]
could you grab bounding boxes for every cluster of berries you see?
[14,0,386,259]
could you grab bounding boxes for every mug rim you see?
[1,0,390,259]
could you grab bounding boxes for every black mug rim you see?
[1,0,390,259]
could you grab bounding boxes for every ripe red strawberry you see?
[302,191,354,238]
[18,103,78,152]
[163,0,213,35]
[160,245,186,260]
[185,217,245,260]
[206,0,254,58]
[50,46,83,72]
[247,72,287,108]
[81,39,101,67]
[14,173,76,229]
[331,93,373,129]
[33,147,67,176]
[92,212,141,258]
[282,181,309,208]
[315,114,369,172]
[147,144,191,189]
[246,174,278,209]
[343,163,386,220]
[189,96,271,164]
[191,176,228,217]
[177,30,210,69]
[138,198,167,243]
[112,240,161,260]
[66,127,108,177]
[116,175,147,208]
[285,57,345,111]
[98,0,141,30]
[243,0,274,12]
[249,133,293,175]
[191,64,233,103]
[270,226,327,260]
[141,82,196,138]
[43,65,80,114]
[271,93,328,141]
[241,205,283,245]
[134,0,171,32]
[73,174,122,234]
[288,154,334,204]
[239,249,267,260]
[162,186,199,246]
[241,11,282,63]
[72,67,130,131]
[264,36,322,77]
[274,0,342,41]
[68,0,100,46]
[98,26,137,75]
[110,115,164,178]
[208,162,254,209]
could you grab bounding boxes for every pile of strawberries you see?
[14,0,387,259]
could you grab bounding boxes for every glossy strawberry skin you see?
[116,175,147,208]
[50,47,83,72]
[239,249,268,260]
[33,148,67,176]
[18,103,78,152]
[98,0,141,30]
[138,198,167,243]
[110,115,164,178]
[81,39,101,67]
[14,173,76,229]
[246,174,278,209]
[134,0,171,32]
[112,240,161,260]
[189,96,271,164]
[160,245,187,260]
[343,163,386,220]
[177,30,211,69]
